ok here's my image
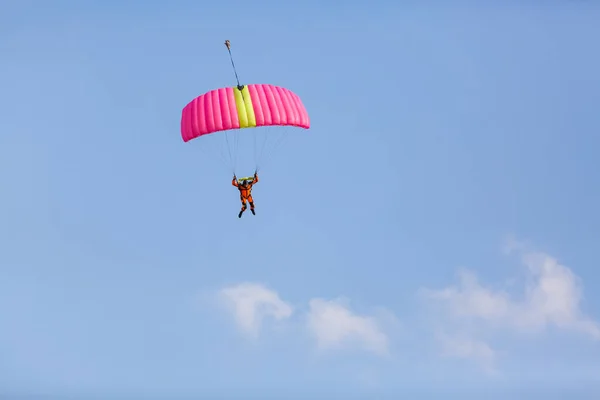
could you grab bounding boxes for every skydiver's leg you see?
[239,197,247,218]
[248,195,255,215]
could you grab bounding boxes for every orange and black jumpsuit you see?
[232,174,258,212]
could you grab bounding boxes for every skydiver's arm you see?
[252,173,258,184]
[232,178,238,187]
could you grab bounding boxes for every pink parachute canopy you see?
[181,83,310,142]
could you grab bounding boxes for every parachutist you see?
[233,172,258,218]
[179,41,310,217]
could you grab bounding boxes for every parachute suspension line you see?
[259,128,269,162]
[255,127,273,172]
[251,129,257,172]
[224,129,235,175]
[235,124,241,170]
[254,128,266,172]
[259,127,290,172]
[197,139,229,172]
[253,125,266,172]
[258,127,272,172]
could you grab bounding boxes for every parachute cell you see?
[181,84,310,142]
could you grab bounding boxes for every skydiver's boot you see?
[238,209,244,218]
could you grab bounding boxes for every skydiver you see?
[232,172,259,218]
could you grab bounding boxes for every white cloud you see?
[219,282,293,337]
[421,242,600,366]
[423,251,600,337]
[306,298,389,356]
[437,334,497,373]
[519,250,599,337]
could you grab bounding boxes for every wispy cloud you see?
[421,240,600,368]
[215,240,599,372]
[437,334,497,374]
[216,283,391,356]
[306,298,389,356]
[219,282,293,337]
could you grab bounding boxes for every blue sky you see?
[2,1,600,398]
